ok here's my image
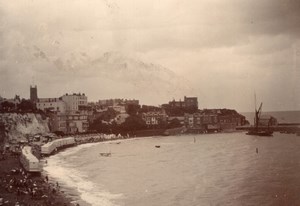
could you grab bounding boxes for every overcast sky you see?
[0,0,300,112]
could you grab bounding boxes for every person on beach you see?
[17,187,20,195]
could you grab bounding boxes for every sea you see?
[242,110,300,124]
[43,111,300,206]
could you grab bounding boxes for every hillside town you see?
[0,86,297,206]
[0,85,253,140]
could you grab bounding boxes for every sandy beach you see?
[0,151,72,206]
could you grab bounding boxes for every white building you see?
[66,113,89,133]
[142,110,167,126]
[61,93,87,112]
[37,93,89,134]
[36,98,66,113]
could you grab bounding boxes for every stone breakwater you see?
[0,113,49,142]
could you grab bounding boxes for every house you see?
[48,110,89,134]
[184,113,220,131]
[66,111,89,133]
[38,92,89,134]
[48,113,67,134]
[258,115,278,127]
[219,114,246,130]
[36,98,66,113]
[165,96,198,110]
[142,110,167,127]
[184,96,198,109]
[167,116,185,125]
[61,93,88,112]
[98,98,139,108]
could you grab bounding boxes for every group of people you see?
[0,166,67,205]
[1,168,43,199]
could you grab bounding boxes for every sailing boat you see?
[246,95,273,136]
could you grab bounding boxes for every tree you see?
[102,108,118,121]
[166,107,185,116]
[17,100,36,112]
[126,104,141,116]
[1,101,15,111]
[89,117,118,133]
[120,116,147,132]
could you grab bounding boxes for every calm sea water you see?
[44,132,300,206]
[242,110,300,124]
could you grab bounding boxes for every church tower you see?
[30,85,38,102]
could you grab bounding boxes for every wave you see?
[44,151,123,206]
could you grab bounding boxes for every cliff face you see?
[0,113,50,142]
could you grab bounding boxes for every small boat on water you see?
[99,152,111,157]
[155,145,161,148]
[109,142,121,144]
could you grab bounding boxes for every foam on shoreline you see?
[43,140,124,206]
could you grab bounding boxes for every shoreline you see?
[40,135,158,206]
[0,134,157,206]
[0,130,245,206]
[0,151,73,206]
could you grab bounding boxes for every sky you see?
[0,0,300,112]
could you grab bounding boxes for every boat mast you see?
[254,93,257,129]
[254,93,263,131]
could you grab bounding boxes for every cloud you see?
[0,0,299,111]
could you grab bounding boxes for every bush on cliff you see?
[120,115,147,132]
[0,101,15,112]
[17,100,37,112]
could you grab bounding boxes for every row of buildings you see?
[28,85,89,134]
[30,86,141,134]
[2,85,278,135]
[162,96,198,110]
[36,93,89,134]
[141,108,247,132]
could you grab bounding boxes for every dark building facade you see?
[184,96,198,109]
[184,109,247,132]
[185,113,220,132]
[30,85,38,102]
[165,96,198,110]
